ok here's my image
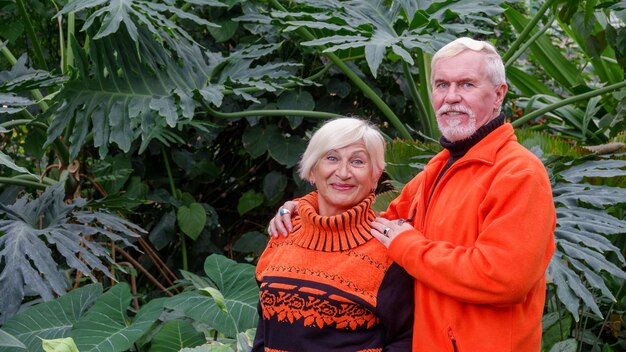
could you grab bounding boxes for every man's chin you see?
[441,128,475,142]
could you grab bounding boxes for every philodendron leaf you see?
[180,344,234,352]
[0,183,142,324]
[42,337,79,352]
[0,284,102,352]
[0,150,35,176]
[178,202,207,240]
[548,338,577,352]
[150,320,206,352]
[71,283,165,352]
[165,255,258,338]
[0,93,33,114]
[0,329,27,349]
[558,159,626,183]
[200,287,228,313]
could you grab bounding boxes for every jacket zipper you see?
[448,328,459,352]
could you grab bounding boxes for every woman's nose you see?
[335,162,350,178]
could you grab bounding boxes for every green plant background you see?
[0,0,625,351]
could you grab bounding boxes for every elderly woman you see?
[252,117,414,352]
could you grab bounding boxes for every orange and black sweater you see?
[253,192,414,352]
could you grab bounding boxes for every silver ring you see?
[383,228,391,236]
[397,218,405,225]
[279,208,291,216]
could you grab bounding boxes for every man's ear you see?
[495,83,508,108]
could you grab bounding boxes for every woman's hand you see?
[268,201,298,238]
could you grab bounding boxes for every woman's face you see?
[310,141,378,216]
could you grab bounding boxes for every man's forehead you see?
[433,54,484,80]
[433,68,481,81]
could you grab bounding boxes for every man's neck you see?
[440,113,505,158]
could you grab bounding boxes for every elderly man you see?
[270,37,556,351]
[370,37,556,351]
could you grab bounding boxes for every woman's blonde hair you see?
[298,117,386,183]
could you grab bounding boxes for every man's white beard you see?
[436,104,477,142]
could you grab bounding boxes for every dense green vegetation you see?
[0,0,624,351]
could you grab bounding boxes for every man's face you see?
[431,50,507,141]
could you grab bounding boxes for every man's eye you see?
[463,83,474,88]
[436,82,448,88]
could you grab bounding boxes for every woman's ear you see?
[372,170,383,191]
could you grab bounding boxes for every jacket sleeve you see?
[377,263,414,351]
[388,165,556,305]
[381,171,425,222]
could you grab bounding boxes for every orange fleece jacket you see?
[383,123,556,352]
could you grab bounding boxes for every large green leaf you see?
[146,320,206,352]
[56,0,221,42]
[384,139,438,184]
[0,284,102,352]
[506,66,556,98]
[0,329,26,350]
[44,27,219,159]
[548,159,626,321]
[557,160,626,183]
[267,134,306,168]
[0,184,142,324]
[504,6,585,92]
[164,254,259,338]
[0,55,64,93]
[71,283,165,352]
[263,0,507,75]
[0,151,35,177]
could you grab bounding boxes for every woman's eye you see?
[352,159,364,165]
[327,156,337,161]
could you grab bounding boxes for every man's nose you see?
[444,85,461,103]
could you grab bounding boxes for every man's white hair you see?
[431,37,506,86]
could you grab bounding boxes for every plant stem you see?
[15,0,48,71]
[502,0,557,63]
[0,177,48,189]
[402,54,438,138]
[207,107,344,120]
[268,0,412,140]
[65,12,76,73]
[512,80,626,127]
[505,13,556,68]
[162,145,188,271]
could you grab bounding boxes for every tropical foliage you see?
[0,0,624,351]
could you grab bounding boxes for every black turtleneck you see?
[427,113,505,206]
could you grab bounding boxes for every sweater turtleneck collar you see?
[291,192,377,252]
[439,113,505,159]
